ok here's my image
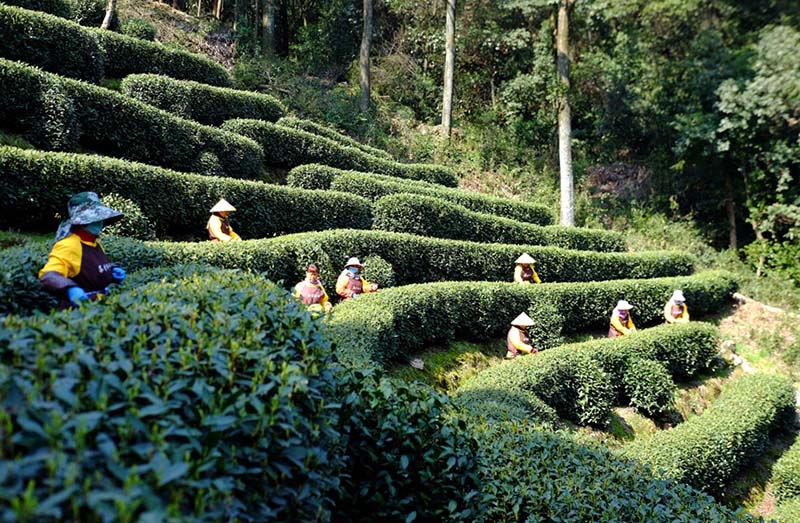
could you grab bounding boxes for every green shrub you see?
[0,268,343,521]
[360,255,395,289]
[120,18,156,41]
[121,74,285,125]
[277,116,393,160]
[623,373,795,495]
[329,272,736,365]
[773,438,800,503]
[0,0,72,18]
[101,193,156,240]
[28,83,80,151]
[68,0,103,25]
[0,147,372,240]
[623,358,676,417]
[0,59,263,179]
[467,419,752,522]
[0,4,104,82]
[454,387,559,425]
[289,163,554,226]
[776,498,800,523]
[222,118,459,187]
[373,193,625,251]
[526,301,564,351]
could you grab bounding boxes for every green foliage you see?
[624,374,796,495]
[67,0,103,26]
[526,301,564,351]
[773,437,800,503]
[360,255,395,289]
[0,59,263,179]
[776,498,800,523]
[373,193,625,251]
[100,193,156,240]
[277,117,393,160]
[329,272,736,366]
[121,74,286,125]
[0,268,343,521]
[289,163,554,225]
[29,83,80,151]
[0,4,104,82]
[0,240,56,314]
[222,118,459,187]
[0,0,72,18]
[119,18,157,41]
[623,358,676,417]
[0,147,372,240]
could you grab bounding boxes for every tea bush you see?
[0,0,72,19]
[0,4,104,82]
[360,255,395,288]
[373,193,625,251]
[329,272,736,365]
[624,373,795,495]
[775,498,800,523]
[773,438,800,503]
[100,193,156,240]
[0,147,371,239]
[277,116,393,160]
[289,163,553,225]
[622,358,676,417]
[120,18,156,41]
[121,74,285,125]
[0,268,343,521]
[0,60,262,178]
[222,118,458,187]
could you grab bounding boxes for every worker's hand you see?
[111,267,126,283]
[370,283,379,292]
[67,286,89,305]
[351,292,359,299]
[324,302,333,313]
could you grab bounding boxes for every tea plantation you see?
[0,5,794,521]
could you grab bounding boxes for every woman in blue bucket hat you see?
[39,192,127,309]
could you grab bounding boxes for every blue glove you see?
[67,287,88,305]
[112,267,126,283]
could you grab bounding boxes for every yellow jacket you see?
[664,301,690,323]
[294,279,331,311]
[507,326,535,354]
[336,270,375,299]
[610,310,636,335]
[207,214,241,242]
[514,265,541,284]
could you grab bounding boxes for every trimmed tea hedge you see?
[467,419,753,522]
[773,438,800,503]
[277,116,393,160]
[0,147,370,239]
[776,498,800,523]
[121,74,285,125]
[0,59,262,178]
[0,4,103,82]
[222,118,459,187]
[456,323,718,426]
[288,164,554,226]
[623,373,795,495]
[329,271,737,366]
[0,0,72,18]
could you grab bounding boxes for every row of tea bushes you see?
[0,4,229,85]
[623,373,795,496]
[222,118,459,187]
[373,193,625,251]
[0,147,370,240]
[2,0,73,19]
[288,164,553,226]
[0,60,261,178]
[770,435,800,520]
[276,117,393,160]
[328,271,737,366]
[121,74,285,125]
[456,323,719,426]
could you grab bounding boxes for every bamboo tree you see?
[557,0,575,226]
[441,0,456,137]
[100,0,115,29]
[360,0,373,112]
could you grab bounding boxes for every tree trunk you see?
[213,0,222,19]
[359,0,373,113]
[261,0,275,54]
[441,0,456,137]
[556,0,574,226]
[724,171,737,249]
[196,0,201,18]
[100,0,116,29]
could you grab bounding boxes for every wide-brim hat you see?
[511,312,535,327]
[210,198,236,213]
[55,191,123,241]
[515,253,535,265]
[344,257,364,269]
[615,300,634,311]
[671,289,686,303]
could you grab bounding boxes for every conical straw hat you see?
[210,198,236,213]
[511,312,535,327]
[515,253,535,265]
[671,290,686,303]
[615,300,634,311]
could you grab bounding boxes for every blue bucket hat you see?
[55,192,124,241]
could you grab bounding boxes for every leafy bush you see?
[67,0,103,25]
[373,193,626,251]
[0,0,72,19]
[0,268,343,521]
[0,147,372,240]
[0,240,56,314]
[0,4,104,82]
[120,18,156,41]
[773,438,800,503]
[289,163,554,225]
[360,255,395,289]
[526,301,564,351]
[28,83,80,151]
[222,118,459,187]
[101,193,156,240]
[623,358,676,417]
[623,373,796,495]
[0,59,263,179]
[775,498,800,523]
[454,387,559,425]
[277,116,392,160]
[121,74,286,125]
[329,272,736,365]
